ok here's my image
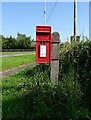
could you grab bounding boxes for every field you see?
[2,54,35,71]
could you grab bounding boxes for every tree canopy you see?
[1,33,35,49]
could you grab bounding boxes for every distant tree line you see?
[0,33,35,50]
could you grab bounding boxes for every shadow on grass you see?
[2,64,55,119]
[2,82,69,119]
[2,64,91,119]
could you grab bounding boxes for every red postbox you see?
[36,26,52,64]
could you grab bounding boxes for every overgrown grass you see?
[59,40,91,114]
[2,65,90,119]
[2,54,35,71]
[2,40,91,119]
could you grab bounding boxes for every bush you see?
[59,40,91,114]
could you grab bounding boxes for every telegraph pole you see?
[44,0,46,26]
[73,0,76,42]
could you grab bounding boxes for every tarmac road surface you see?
[0,62,37,78]
[0,51,35,58]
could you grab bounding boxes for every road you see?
[0,52,35,58]
[0,62,37,77]
[0,51,36,77]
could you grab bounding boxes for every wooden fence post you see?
[50,32,60,85]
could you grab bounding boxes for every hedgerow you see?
[59,40,91,113]
[2,40,91,119]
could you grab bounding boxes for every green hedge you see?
[59,40,91,113]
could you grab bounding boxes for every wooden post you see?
[50,32,60,85]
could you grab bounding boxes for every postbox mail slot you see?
[36,35,50,41]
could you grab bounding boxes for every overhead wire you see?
[46,0,59,24]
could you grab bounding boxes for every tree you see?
[16,33,32,49]
[1,33,33,49]
[2,36,16,49]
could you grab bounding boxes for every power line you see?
[46,0,58,24]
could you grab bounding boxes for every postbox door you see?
[36,42,50,64]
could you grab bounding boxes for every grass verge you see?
[2,65,90,119]
[2,54,35,71]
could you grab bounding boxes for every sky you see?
[1,1,89,42]
[89,2,91,40]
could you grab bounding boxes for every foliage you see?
[2,65,90,119]
[2,36,17,49]
[59,40,91,113]
[2,54,35,71]
[1,33,35,49]
[16,33,31,49]
[2,40,91,119]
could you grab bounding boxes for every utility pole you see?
[73,0,76,42]
[44,0,46,26]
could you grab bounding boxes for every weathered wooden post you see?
[51,32,60,85]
